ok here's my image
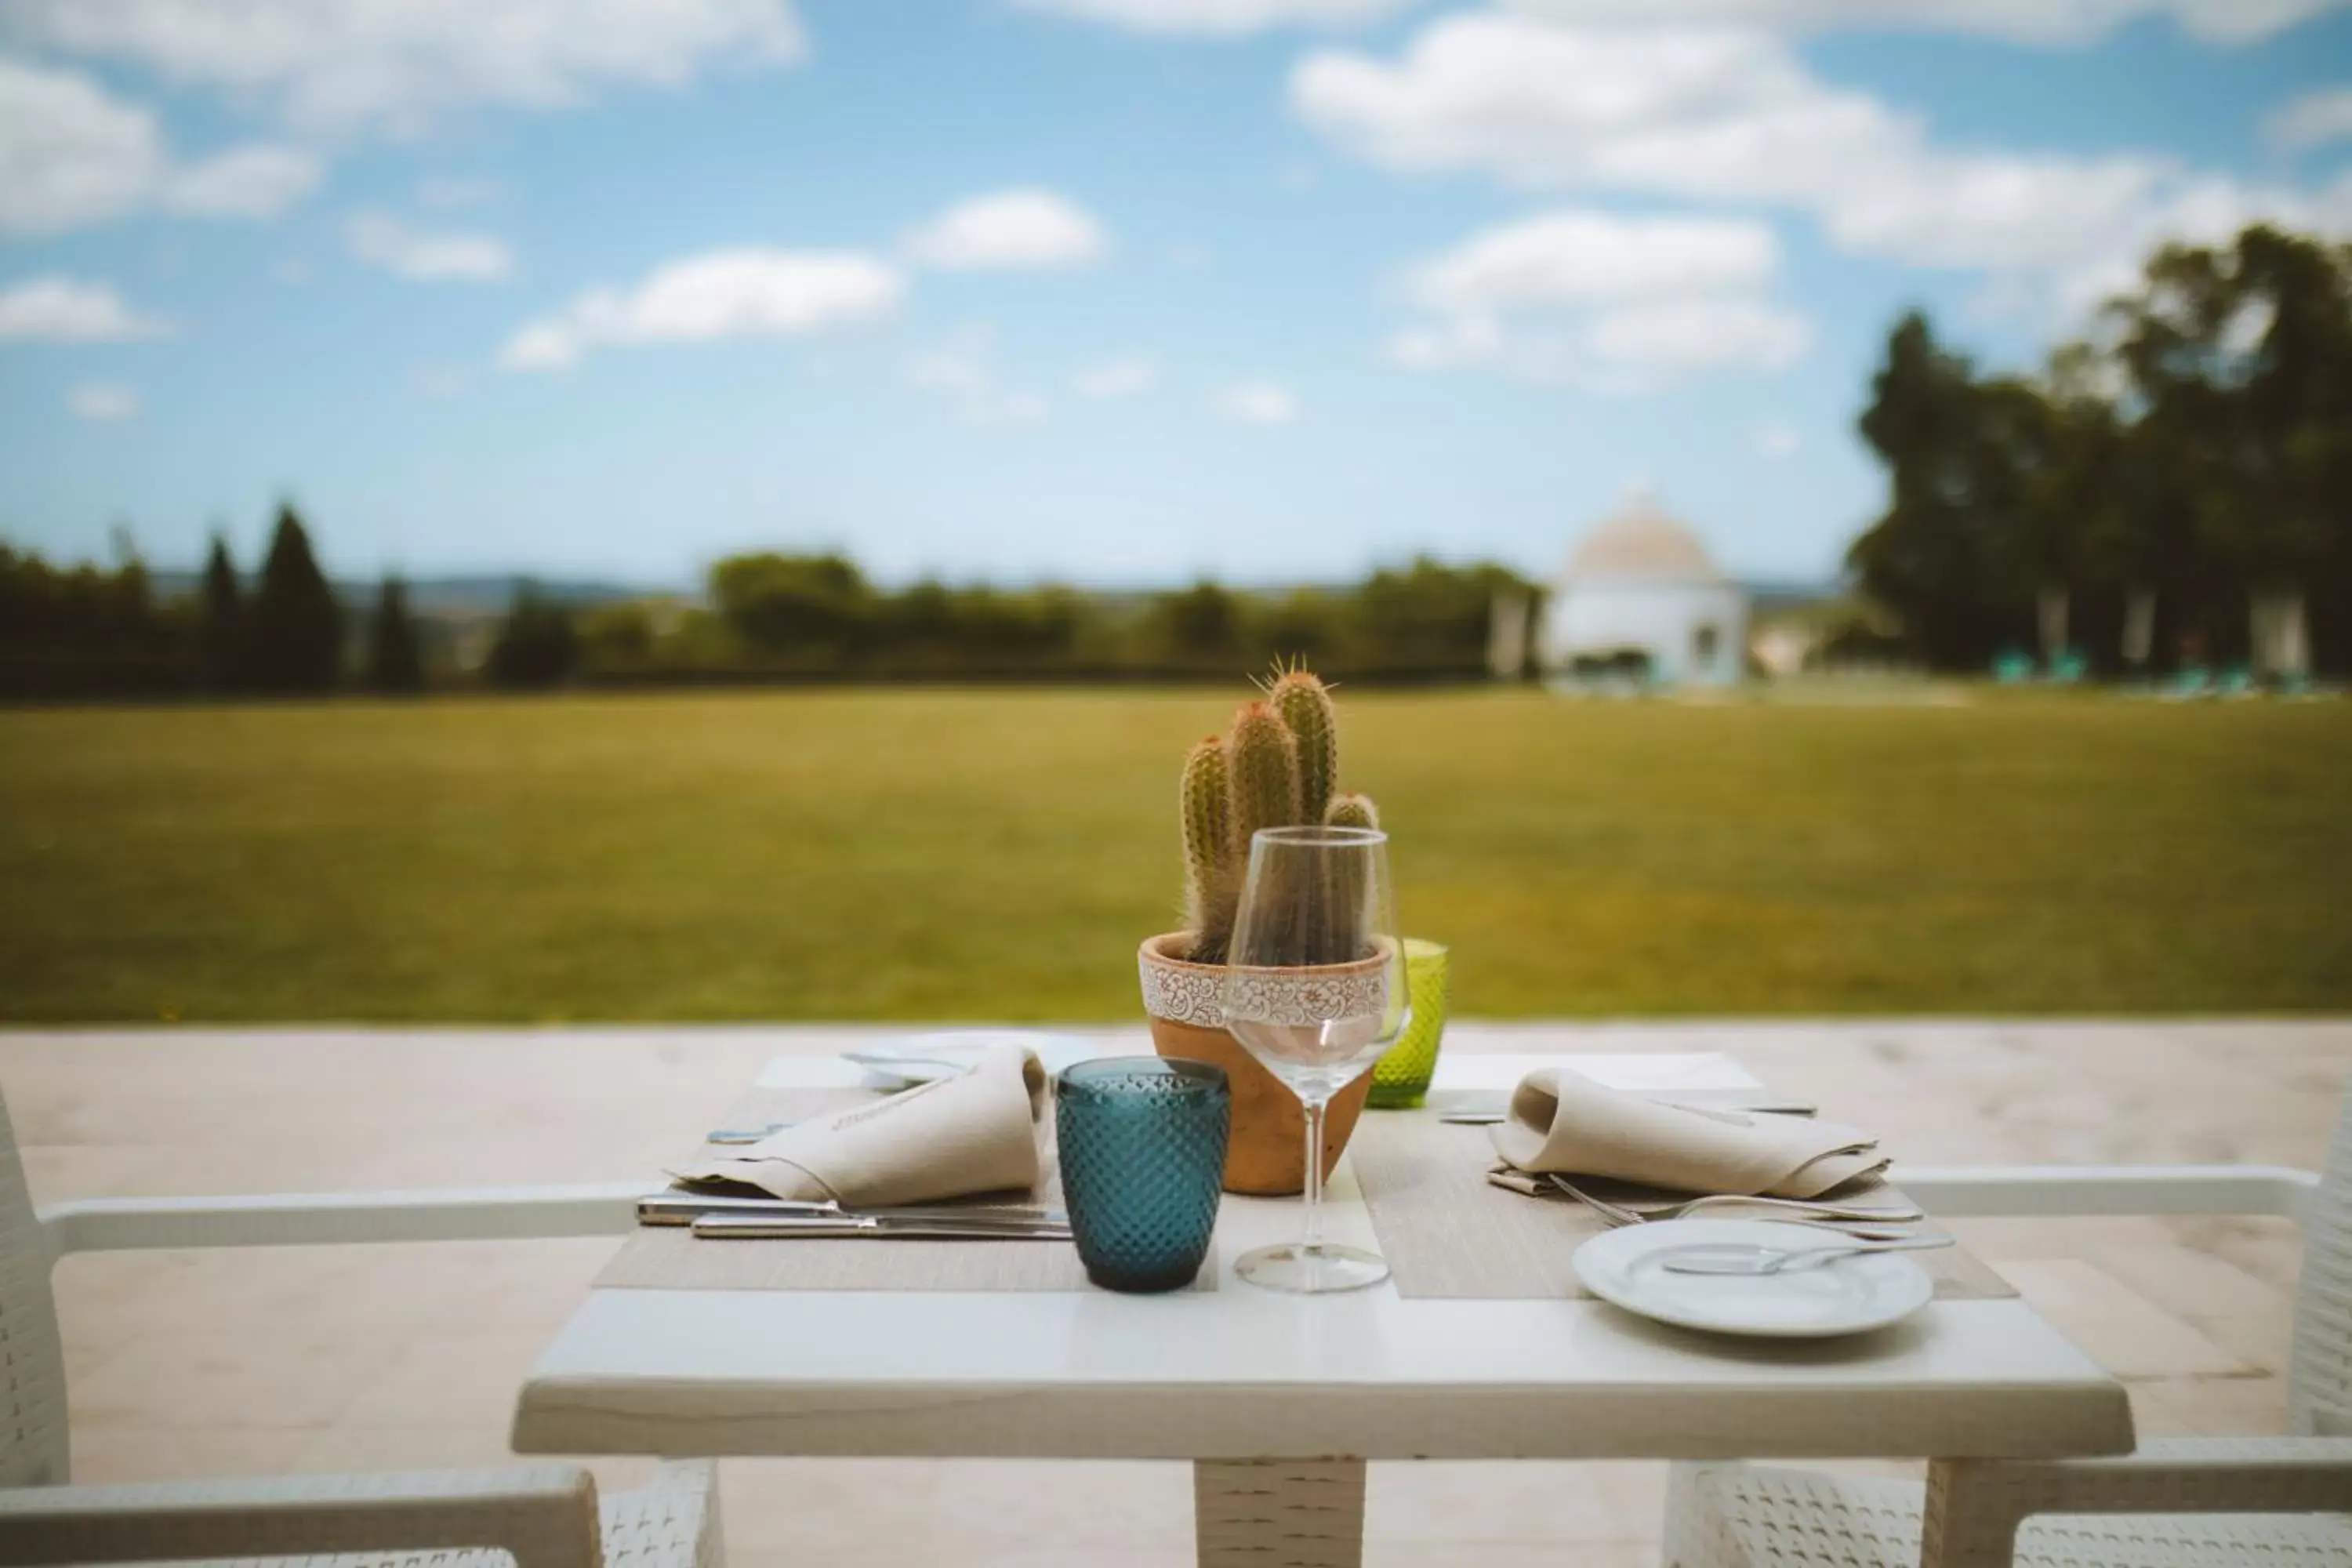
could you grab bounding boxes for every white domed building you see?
[1539,493,1748,688]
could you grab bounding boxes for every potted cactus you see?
[1136,667,1383,1194]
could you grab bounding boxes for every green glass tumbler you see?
[1367,938,1449,1109]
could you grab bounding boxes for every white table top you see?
[510,1045,2133,1463]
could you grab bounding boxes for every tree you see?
[1849,228,2352,674]
[1846,314,2038,669]
[245,503,343,692]
[709,552,870,665]
[1143,582,1243,669]
[2105,225,2352,669]
[198,534,244,691]
[485,582,579,689]
[365,575,425,692]
[1351,557,1534,677]
[0,540,185,699]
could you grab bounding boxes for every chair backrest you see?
[0,1088,70,1485]
[2291,1083,2352,1435]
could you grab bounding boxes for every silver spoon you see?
[1658,1236,1955,1276]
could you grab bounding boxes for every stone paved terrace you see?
[3,1020,2348,1568]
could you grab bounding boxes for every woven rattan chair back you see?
[0,1089,70,1485]
[2290,1083,2352,1435]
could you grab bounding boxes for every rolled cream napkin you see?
[669,1045,1048,1206]
[1487,1067,1886,1200]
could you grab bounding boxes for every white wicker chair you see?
[0,1085,719,1568]
[1660,1087,2352,1566]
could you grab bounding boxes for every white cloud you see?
[1751,419,1801,459]
[0,58,321,234]
[5,0,808,137]
[1587,297,1809,371]
[499,247,903,372]
[905,188,1110,271]
[1073,354,1158,398]
[908,328,1051,426]
[165,143,321,216]
[0,276,172,341]
[0,57,163,234]
[1011,0,1412,35]
[347,210,513,281]
[1501,0,2344,45]
[1018,0,2343,39]
[2268,86,2352,150]
[66,382,139,420]
[1214,380,1298,424]
[1403,209,1779,311]
[1390,209,1809,387]
[1295,13,2352,321]
[2030,169,2352,316]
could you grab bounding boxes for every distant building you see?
[1539,492,1748,688]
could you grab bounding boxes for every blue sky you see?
[2,0,2349,590]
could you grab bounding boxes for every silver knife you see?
[641,1193,1068,1227]
[690,1212,1073,1240]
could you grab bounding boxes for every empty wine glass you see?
[1220,825,1409,1294]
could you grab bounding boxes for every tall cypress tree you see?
[246,503,343,692]
[366,574,426,692]
[198,534,244,691]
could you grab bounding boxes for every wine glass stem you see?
[1301,1094,1327,1255]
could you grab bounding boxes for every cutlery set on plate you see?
[1544,1172,1931,1243]
[1542,1171,1954,1290]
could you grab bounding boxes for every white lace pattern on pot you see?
[1138,949,1228,1027]
[1140,949,1389,1029]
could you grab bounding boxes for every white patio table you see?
[510,1044,2135,1566]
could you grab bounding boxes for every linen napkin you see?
[668,1045,1049,1206]
[1487,1068,1886,1199]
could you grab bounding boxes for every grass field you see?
[2,688,2349,1022]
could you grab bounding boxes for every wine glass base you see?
[1236,1241,1390,1294]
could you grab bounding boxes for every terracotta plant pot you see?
[1135,931,1377,1196]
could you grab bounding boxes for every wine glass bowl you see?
[1220,825,1408,1294]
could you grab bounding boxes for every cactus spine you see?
[1175,666,1380,966]
[1270,670,1338,825]
[1180,735,1238,962]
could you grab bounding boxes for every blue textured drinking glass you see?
[1055,1057,1230,1293]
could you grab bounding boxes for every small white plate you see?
[846,1031,1094,1090]
[1573,1218,1934,1338]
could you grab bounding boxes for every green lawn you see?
[2,688,2348,1022]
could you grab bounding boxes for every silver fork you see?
[1546,1174,1925,1240]
[1439,1099,1819,1125]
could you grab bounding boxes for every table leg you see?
[1921,1458,2017,1568]
[1194,1459,1366,1568]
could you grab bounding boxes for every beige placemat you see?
[1348,1110,2015,1301]
[597,1088,1216,1294]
